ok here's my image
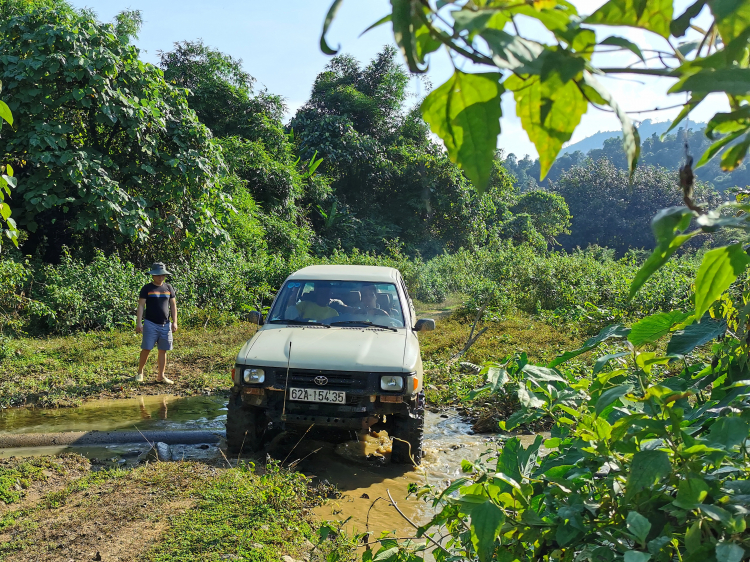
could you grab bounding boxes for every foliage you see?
[0,257,50,334]
[552,159,723,254]
[391,305,750,562]
[33,250,143,333]
[0,8,228,261]
[0,81,18,252]
[290,47,519,256]
[219,135,305,213]
[323,0,750,191]
[503,126,750,193]
[158,40,283,143]
[510,191,571,242]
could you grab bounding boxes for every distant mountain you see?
[559,119,704,156]
[502,122,750,192]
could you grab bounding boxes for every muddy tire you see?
[226,393,264,454]
[389,394,425,465]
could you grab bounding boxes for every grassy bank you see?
[0,310,581,429]
[0,455,354,562]
[0,323,258,408]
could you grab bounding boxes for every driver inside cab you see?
[294,283,339,321]
[357,284,389,318]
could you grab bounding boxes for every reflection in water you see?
[0,395,226,434]
[138,396,169,420]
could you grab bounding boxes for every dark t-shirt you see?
[139,283,175,324]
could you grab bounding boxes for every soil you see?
[0,457,218,561]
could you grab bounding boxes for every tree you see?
[159,40,287,150]
[0,8,227,260]
[552,159,721,254]
[510,190,571,243]
[291,47,517,256]
[502,127,750,194]
[322,0,750,192]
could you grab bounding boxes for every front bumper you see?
[234,366,420,429]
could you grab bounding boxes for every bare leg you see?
[138,349,150,375]
[157,349,167,380]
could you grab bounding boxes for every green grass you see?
[0,323,259,407]
[419,313,579,406]
[148,462,355,562]
[0,307,581,428]
[0,456,355,562]
[0,456,71,505]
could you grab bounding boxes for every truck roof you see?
[287,265,401,283]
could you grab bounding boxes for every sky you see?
[68,0,725,159]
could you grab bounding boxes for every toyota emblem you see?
[314,376,328,386]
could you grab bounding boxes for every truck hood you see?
[238,326,409,372]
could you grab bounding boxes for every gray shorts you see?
[142,320,173,351]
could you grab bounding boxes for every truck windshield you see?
[267,280,405,328]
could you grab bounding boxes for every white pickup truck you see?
[227,265,435,464]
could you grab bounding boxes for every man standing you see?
[135,262,177,384]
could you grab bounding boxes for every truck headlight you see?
[243,368,265,384]
[380,375,403,391]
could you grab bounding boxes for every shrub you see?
[34,250,142,333]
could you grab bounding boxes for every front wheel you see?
[226,393,265,454]
[388,394,425,465]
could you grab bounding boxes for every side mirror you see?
[248,310,264,325]
[414,318,435,332]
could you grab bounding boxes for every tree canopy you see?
[291,47,520,256]
[552,159,721,254]
[504,128,750,192]
[0,8,227,260]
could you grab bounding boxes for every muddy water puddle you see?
[1,396,545,542]
[0,394,226,434]
[0,395,226,463]
[294,414,546,541]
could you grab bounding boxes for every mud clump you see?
[334,430,392,463]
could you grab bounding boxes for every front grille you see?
[287,370,368,391]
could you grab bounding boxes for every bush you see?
[34,250,143,333]
[0,239,702,336]
[405,315,750,562]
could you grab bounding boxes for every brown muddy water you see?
[0,395,543,542]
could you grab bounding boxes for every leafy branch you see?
[320,0,748,192]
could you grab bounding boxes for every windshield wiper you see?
[268,319,331,328]
[330,320,398,332]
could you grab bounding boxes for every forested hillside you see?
[505,125,750,192]
[0,0,736,337]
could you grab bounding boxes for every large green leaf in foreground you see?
[625,450,671,501]
[421,70,503,192]
[666,316,726,356]
[505,51,588,179]
[470,500,505,562]
[585,0,673,38]
[549,324,629,367]
[628,310,692,346]
[694,244,750,319]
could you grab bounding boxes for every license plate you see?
[289,388,346,404]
